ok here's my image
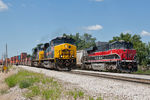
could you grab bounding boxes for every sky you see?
[0,0,150,58]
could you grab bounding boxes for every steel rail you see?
[70,70,150,84]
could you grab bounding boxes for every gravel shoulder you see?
[18,65,150,100]
[0,66,99,100]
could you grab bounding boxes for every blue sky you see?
[0,0,150,58]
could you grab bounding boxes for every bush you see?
[5,75,17,87]
[19,80,32,89]
[5,70,42,88]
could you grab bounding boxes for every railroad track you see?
[70,70,150,84]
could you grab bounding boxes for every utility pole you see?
[2,53,3,66]
[2,44,8,72]
[6,43,8,67]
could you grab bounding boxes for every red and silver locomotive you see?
[78,40,137,72]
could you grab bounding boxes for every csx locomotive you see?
[32,36,76,71]
[78,40,137,72]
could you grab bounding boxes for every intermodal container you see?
[18,55,21,60]
[21,53,27,59]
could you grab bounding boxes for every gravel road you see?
[18,65,150,100]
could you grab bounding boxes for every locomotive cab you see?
[109,41,135,60]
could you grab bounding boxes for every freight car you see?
[77,40,137,72]
[31,36,77,71]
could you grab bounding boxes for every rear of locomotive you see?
[53,37,76,70]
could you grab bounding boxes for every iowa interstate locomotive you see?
[77,40,137,72]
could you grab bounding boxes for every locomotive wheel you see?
[81,64,85,69]
[68,67,71,71]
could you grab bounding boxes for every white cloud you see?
[0,0,8,11]
[93,0,104,2]
[141,30,150,36]
[84,24,103,31]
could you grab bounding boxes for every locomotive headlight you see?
[60,55,63,58]
[65,45,67,48]
[72,55,74,57]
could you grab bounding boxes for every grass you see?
[19,79,32,89]
[5,69,103,100]
[96,97,103,100]
[5,69,62,100]
[89,96,94,100]
[5,70,41,88]
[88,96,103,100]
[0,89,8,95]
[133,69,150,75]
[68,89,84,100]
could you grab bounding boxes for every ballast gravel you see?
[18,65,150,100]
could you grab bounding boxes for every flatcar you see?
[78,40,137,72]
[32,36,77,71]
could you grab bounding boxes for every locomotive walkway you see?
[71,70,150,84]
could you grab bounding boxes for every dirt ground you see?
[0,66,27,100]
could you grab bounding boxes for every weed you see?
[0,89,8,95]
[89,96,94,100]
[19,79,32,89]
[5,74,17,87]
[25,85,41,98]
[78,90,84,98]
[96,97,103,100]
[134,69,150,75]
[68,90,74,96]
[42,88,61,100]
[74,92,78,100]
[68,89,84,100]
[5,70,42,88]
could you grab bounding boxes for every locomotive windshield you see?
[110,41,133,49]
[52,37,75,46]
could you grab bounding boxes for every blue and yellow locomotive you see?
[32,36,76,71]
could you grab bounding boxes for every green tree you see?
[63,33,96,50]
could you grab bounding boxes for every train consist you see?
[31,36,76,70]
[0,36,76,71]
[0,36,137,72]
[77,40,137,72]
